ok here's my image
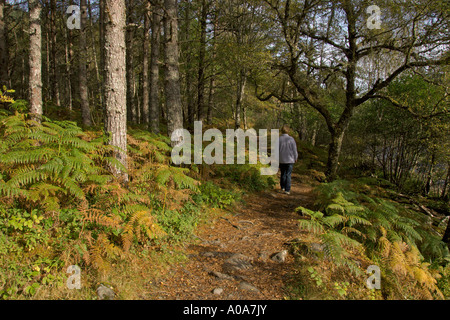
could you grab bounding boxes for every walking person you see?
[278,125,298,195]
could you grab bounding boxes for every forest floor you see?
[147,173,317,300]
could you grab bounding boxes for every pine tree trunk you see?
[99,0,106,115]
[50,0,60,106]
[183,0,195,128]
[64,17,73,111]
[126,0,136,124]
[141,1,150,126]
[0,0,8,88]
[79,0,92,126]
[149,0,162,134]
[163,0,183,140]
[206,9,218,125]
[104,0,128,182]
[196,0,207,122]
[28,0,42,122]
[88,0,102,113]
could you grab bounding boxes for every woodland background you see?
[0,0,449,300]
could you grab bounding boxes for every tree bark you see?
[441,162,450,200]
[196,0,207,122]
[234,69,246,129]
[206,8,218,125]
[163,0,183,140]
[63,13,73,111]
[182,0,195,128]
[87,0,103,113]
[104,0,128,182]
[325,129,345,181]
[28,0,42,122]
[49,0,60,106]
[141,1,150,126]
[126,0,137,124]
[79,0,92,126]
[0,0,8,88]
[443,218,450,247]
[149,0,162,134]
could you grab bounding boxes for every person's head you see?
[281,124,290,135]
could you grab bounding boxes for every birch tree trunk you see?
[104,0,128,182]
[28,0,42,122]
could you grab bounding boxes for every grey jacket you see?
[279,134,298,164]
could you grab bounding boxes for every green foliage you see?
[0,114,232,299]
[307,267,323,287]
[0,113,115,211]
[155,201,204,243]
[192,181,238,209]
[299,179,449,299]
[214,163,276,191]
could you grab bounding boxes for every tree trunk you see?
[99,0,106,115]
[163,0,183,140]
[196,0,207,122]
[234,69,246,129]
[88,0,103,113]
[28,0,42,122]
[443,218,450,247]
[149,0,162,134]
[141,1,150,126]
[0,0,8,88]
[104,0,128,182]
[206,9,218,125]
[325,128,345,181]
[126,0,136,124]
[441,162,450,200]
[50,0,60,106]
[79,0,92,126]
[182,0,195,129]
[424,153,436,195]
[63,16,73,111]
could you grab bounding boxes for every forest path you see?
[150,173,315,300]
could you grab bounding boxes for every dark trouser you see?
[280,163,294,192]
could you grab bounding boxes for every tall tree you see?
[163,0,183,140]
[207,7,218,125]
[141,1,150,126]
[28,0,43,121]
[196,0,208,121]
[104,0,128,182]
[261,0,450,180]
[126,0,137,124]
[49,0,60,105]
[149,0,162,133]
[79,0,92,126]
[181,0,195,127]
[0,0,8,88]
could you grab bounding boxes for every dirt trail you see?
[152,173,315,300]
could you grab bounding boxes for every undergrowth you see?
[0,112,252,299]
[292,178,450,300]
